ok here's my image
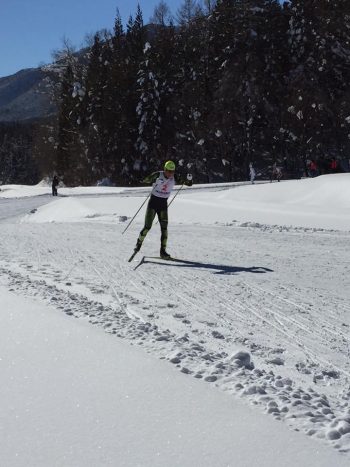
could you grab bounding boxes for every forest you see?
[1,0,349,186]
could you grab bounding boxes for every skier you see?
[132,160,193,260]
[249,163,256,184]
[52,175,59,196]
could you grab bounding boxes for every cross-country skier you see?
[133,160,193,259]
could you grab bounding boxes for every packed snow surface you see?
[1,173,350,466]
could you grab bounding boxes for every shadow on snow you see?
[134,256,273,276]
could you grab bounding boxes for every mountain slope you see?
[0,68,56,122]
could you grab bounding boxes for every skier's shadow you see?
[136,257,273,275]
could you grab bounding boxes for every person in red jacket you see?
[308,160,318,177]
[330,158,338,173]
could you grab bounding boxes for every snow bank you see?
[0,184,126,199]
[22,174,350,231]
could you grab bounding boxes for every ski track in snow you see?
[1,220,350,454]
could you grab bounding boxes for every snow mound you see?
[221,174,350,209]
[14,173,350,231]
[22,198,95,222]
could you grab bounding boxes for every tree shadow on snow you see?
[136,256,273,276]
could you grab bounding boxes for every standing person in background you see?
[330,158,338,173]
[132,160,193,259]
[270,163,282,182]
[249,163,256,184]
[309,160,318,177]
[52,175,59,196]
[276,166,283,181]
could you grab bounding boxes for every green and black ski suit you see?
[136,171,192,250]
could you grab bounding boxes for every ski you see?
[129,253,188,265]
[144,256,186,263]
[128,250,139,262]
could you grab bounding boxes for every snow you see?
[3,287,344,467]
[1,173,350,465]
[9,174,350,230]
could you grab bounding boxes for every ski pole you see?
[155,183,184,226]
[168,183,184,209]
[122,192,151,235]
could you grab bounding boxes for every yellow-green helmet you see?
[164,160,176,171]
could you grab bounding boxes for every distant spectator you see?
[249,163,256,184]
[52,175,59,196]
[308,160,318,177]
[330,157,338,173]
[317,156,327,175]
[97,177,114,187]
[270,163,282,182]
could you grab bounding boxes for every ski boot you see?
[160,248,171,260]
[134,239,142,253]
[128,240,143,262]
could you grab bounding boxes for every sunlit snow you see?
[1,174,350,466]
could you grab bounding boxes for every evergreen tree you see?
[171,9,212,180]
[287,0,350,164]
[106,9,130,182]
[56,64,78,184]
[0,123,38,184]
[150,20,178,161]
[49,0,350,185]
[83,32,111,182]
[135,42,161,168]
[125,5,147,180]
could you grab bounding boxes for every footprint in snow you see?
[173,313,186,319]
[266,357,285,366]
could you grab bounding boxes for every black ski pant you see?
[137,195,168,249]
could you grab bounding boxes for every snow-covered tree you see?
[287,0,350,162]
[135,42,161,167]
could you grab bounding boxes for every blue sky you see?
[0,0,184,78]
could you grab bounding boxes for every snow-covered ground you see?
[1,174,350,466]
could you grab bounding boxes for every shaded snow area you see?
[1,174,350,466]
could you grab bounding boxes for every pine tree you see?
[287,0,350,164]
[124,5,148,180]
[106,9,130,182]
[49,0,349,185]
[170,9,212,181]
[83,33,111,182]
[56,64,77,184]
[135,42,161,168]
[207,0,288,178]
[0,123,38,184]
[150,20,178,162]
